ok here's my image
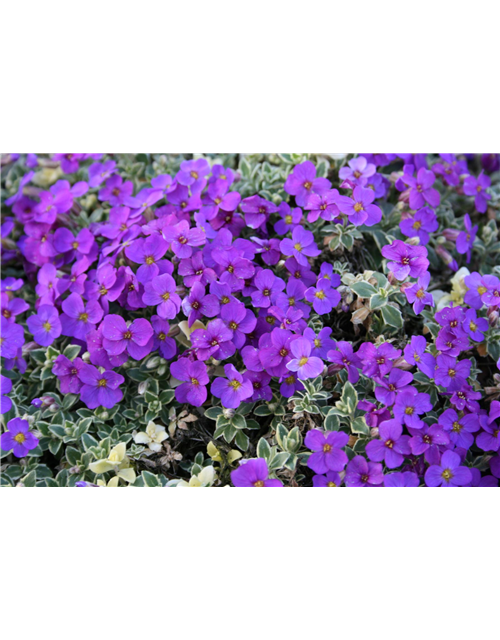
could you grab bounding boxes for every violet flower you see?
[409,424,450,465]
[400,166,440,209]
[337,186,382,226]
[101,315,154,360]
[1,418,39,457]
[79,364,125,409]
[274,202,302,235]
[284,160,331,207]
[250,269,285,308]
[125,235,168,283]
[211,363,253,408]
[463,172,491,213]
[231,458,283,487]
[1,375,13,414]
[305,429,349,474]
[142,273,181,319]
[191,318,235,361]
[438,408,480,449]
[345,456,384,487]
[399,207,438,245]
[366,419,411,469]
[52,355,85,393]
[286,337,324,380]
[60,293,103,341]
[151,315,177,360]
[170,358,209,407]
[393,388,432,429]
[27,304,62,347]
[424,450,472,487]
[181,281,220,327]
[404,271,434,314]
[381,239,429,280]
[220,301,256,349]
[0,317,24,359]
[280,226,321,266]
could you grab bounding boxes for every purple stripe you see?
[405,487,420,640]
[264,486,284,640]
[76,483,86,640]
[236,487,255,640]
[346,486,365,640]
[313,486,328,640]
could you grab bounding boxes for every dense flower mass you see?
[1,152,500,487]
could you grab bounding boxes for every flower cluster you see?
[1,152,500,487]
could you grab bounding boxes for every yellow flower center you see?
[299,356,309,367]
[413,220,422,229]
[43,321,52,332]
[478,286,487,295]
[191,378,199,386]
[229,321,238,330]
[469,321,477,332]
[416,288,425,299]
[78,313,89,322]
[452,421,462,432]
[14,433,26,444]
[314,339,321,347]
[254,480,264,487]
[145,256,155,265]
[162,292,170,301]
[158,332,166,340]
[294,243,302,252]
[354,202,364,212]
[285,215,293,224]
[327,481,337,487]
[123,331,132,340]
[72,241,79,250]
[315,290,326,299]
[221,296,230,304]
[98,378,107,387]
[405,406,414,415]
[441,468,453,481]
[323,444,332,452]
[230,380,242,390]
[304,181,312,190]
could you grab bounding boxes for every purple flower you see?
[182,281,220,327]
[449,384,481,412]
[242,370,272,402]
[125,235,168,283]
[336,186,382,226]
[52,355,85,393]
[101,315,154,360]
[374,368,414,406]
[286,337,324,380]
[201,180,241,221]
[339,157,376,186]
[302,327,335,359]
[279,371,303,398]
[383,472,420,487]
[285,257,316,287]
[27,304,62,347]
[456,214,478,262]
[0,317,24,359]
[211,364,253,409]
[231,458,283,487]
[220,301,256,349]
[151,315,177,360]
[304,190,340,223]
[0,293,29,322]
[250,269,285,308]
[312,471,342,487]
[305,278,340,315]
[463,172,491,213]
[400,166,440,209]
[191,318,235,361]
[240,195,278,230]
[345,456,384,487]
[463,309,488,342]
[274,202,302,235]
[1,277,23,293]
[142,274,181,319]
[409,424,450,465]
[53,153,85,174]
[163,220,206,259]
[399,207,438,245]
[212,247,255,288]
[434,354,470,391]
[1,418,39,457]
[366,419,411,469]
[280,226,321,266]
[357,342,401,378]
[170,358,209,407]
[393,388,432,429]
[404,271,434,314]
[176,158,210,193]
[1,375,13,414]
[259,328,294,377]
[88,160,117,188]
[251,237,281,266]
[424,450,472,487]
[5,171,34,206]
[178,251,216,288]
[98,175,138,207]
[476,414,500,452]
[284,161,331,207]
[382,239,429,280]
[79,364,125,409]
[438,408,480,449]
[432,154,467,187]
[327,341,362,383]
[60,293,103,341]
[479,275,500,307]
[305,429,349,474]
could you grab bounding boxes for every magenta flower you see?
[242,370,272,402]
[178,251,216,288]
[424,450,472,487]
[5,171,34,206]
[220,301,256,349]
[463,172,491,213]
[79,364,125,409]
[400,166,440,209]
[438,408,480,449]
[358,342,401,378]
[170,358,209,407]
[53,153,84,174]
[381,239,429,280]
[176,158,210,193]
[336,186,382,226]
[304,189,340,223]
[88,160,117,188]
[305,278,340,315]
[151,173,177,198]
[455,214,478,262]
[374,368,414,406]
[365,419,411,469]
[0,293,29,323]
[434,354,470,391]
[250,269,285,308]
[1,375,13,414]
[327,341,362,383]
[201,180,241,221]
[191,318,235,361]
[27,304,62,347]
[259,328,295,377]
[98,175,138,207]
[345,456,384,487]
[125,235,168,283]
[305,429,349,474]
[231,458,283,487]
[432,154,467,187]
[101,315,154,360]
[409,424,449,465]
[274,202,302,235]
[35,263,61,305]
[251,237,281,266]
[211,363,253,408]
[383,472,420,487]
[52,355,85,393]
[339,157,376,186]
[403,336,436,378]
[212,247,255,288]
[399,207,438,245]
[142,273,181,319]
[163,220,206,259]
[286,337,324,380]
[181,281,220,327]
[60,293,103,341]
[404,271,434,314]
[284,160,331,207]
[280,226,321,266]
[1,418,39,457]
[0,318,24,359]
[151,315,177,360]
[312,471,342,487]
[240,195,278,230]
[393,388,432,429]
[302,327,336,359]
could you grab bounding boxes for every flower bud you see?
[138,381,148,395]
[146,356,160,369]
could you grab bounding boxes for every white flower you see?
[133,421,168,452]
[88,442,136,484]
[175,466,216,488]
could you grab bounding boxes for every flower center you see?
[385,439,394,449]
[78,313,89,322]
[191,377,199,386]
[229,321,238,330]
[294,243,302,252]
[413,220,422,229]
[230,380,242,390]
[210,339,219,346]
[452,421,462,432]
[279,348,288,357]
[158,332,166,340]
[327,481,337,487]
[98,378,107,387]
[314,339,321,348]
[145,256,155,265]
[72,241,79,250]
[178,235,188,244]
[254,480,264,487]
[323,444,332,452]
[112,188,121,196]
[441,468,453,481]
[285,215,293,224]
[354,170,361,179]
[405,406,414,415]
[423,435,432,444]
[476,184,482,193]
[416,184,423,192]
[3,309,11,318]
[361,474,369,483]
[285,375,295,384]
[448,368,456,378]
[227,265,235,274]
[478,286,487,295]
[266,316,275,325]
[388,384,396,391]
[299,356,309,367]
[43,321,52,332]
[99,286,108,296]
[416,288,425,299]
[190,171,199,179]
[221,296,230,304]
[315,290,326,299]
[123,331,132,340]
[353,202,363,212]
[14,433,26,444]
[162,292,170,301]
[192,301,200,310]
[304,181,312,190]
[401,257,410,265]
[214,197,222,204]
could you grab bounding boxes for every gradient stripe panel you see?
[0,485,499,640]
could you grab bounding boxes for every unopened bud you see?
[146,356,160,369]
[138,381,148,395]
[68,466,81,474]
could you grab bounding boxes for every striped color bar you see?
[0,485,499,640]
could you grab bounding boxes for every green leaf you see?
[381,304,403,329]
[21,470,37,487]
[62,394,78,410]
[231,414,247,430]
[142,471,160,487]
[66,447,81,466]
[351,416,370,436]
[63,344,81,360]
[325,411,340,431]
[256,437,272,461]
[254,404,272,416]
[159,389,175,404]
[340,382,358,415]
[234,430,249,451]
[204,407,223,420]
[350,281,378,298]
[370,293,388,310]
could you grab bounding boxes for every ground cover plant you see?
[1,152,500,487]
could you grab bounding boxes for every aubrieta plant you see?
[1,152,500,488]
